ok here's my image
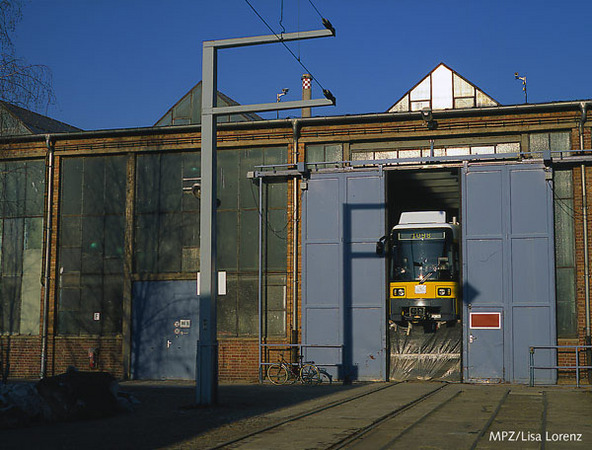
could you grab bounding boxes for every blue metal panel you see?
[467,308,504,381]
[302,171,386,381]
[131,281,199,380]
[463,164,556,384]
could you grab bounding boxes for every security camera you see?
[282,88,289,94]
[191,182,201,199]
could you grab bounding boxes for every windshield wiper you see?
[419,270,435,284]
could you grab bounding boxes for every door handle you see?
[166,339,172,349]
[469,334,477,344]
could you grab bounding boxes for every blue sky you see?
[13,0,592,130]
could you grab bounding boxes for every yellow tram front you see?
[389,226,460,323]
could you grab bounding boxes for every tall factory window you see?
[135,152,200,273]
[0,160,44,334]
[58,156,126,335]
[218,146,288,337]
[554,169,577,337]
[134,147,288,337]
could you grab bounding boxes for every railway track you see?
[203,383,554,449]
[209,381,449,449]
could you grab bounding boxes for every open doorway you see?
[385,168,462,382]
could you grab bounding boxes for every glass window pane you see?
[25,161,44,216]
[476,91,497,107]
[61,158,83,215]
[556,268,577,337]
[3,163,25,217]
[104,157,126,215]
[325,145,342,162]
[158,213,182,273]
[554,199,575,267]
[550,132,570,153]
[411,101,430,111]
[81,216,104,273]
[217,210,238,271]
[410,77,430,101]
[24,217,43,250]
[554,170,573,199]
[136,154,161,214]
[267,179,287,210]
[446,147,470,156]
[239,209,259,271]
[306,145,324,163]
[453,73,475,97]
[182,152,201,212]
[2,218,23,275]
[237,276,258,335]
[159,154,182,212]
[103,275,123,334]
[455,97,475,109]
[82,158,105,215]
[530,133,549,153]
[134,214,158,273]
[497,142,520,154]
[431,65,453,110]
[263,146,287,166]
[266,209,287,271]
[471,146,495,155]
[391,95,409,112]
[239,148,263,209]
[218,150,239,210]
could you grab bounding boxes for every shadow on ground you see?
[1,381,364,449]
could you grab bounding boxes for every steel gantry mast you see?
[198,25,335,405]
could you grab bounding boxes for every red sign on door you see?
[470,312,501,329]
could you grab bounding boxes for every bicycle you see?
[266,351,322,385]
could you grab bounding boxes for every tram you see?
[378,211,461,324]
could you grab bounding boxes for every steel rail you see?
[374,389,463,449]
[469,389,511,449]
[328,382,452,449]
[209,382,405,449]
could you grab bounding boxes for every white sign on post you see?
[196,271,227,296]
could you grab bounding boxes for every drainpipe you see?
[579,103,592,382]
[292,119,300,343]
[40,135,54,379]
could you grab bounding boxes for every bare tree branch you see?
[0,0,55,112]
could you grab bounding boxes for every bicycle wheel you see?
[319,369,333,384]
[299,364,321,384]
[267,364,289,385]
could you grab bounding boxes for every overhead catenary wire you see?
[243,0,330,93]
[307,0,324,20]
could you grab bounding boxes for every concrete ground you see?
[1,380,591,449]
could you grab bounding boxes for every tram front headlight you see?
[437,288,451,296]
[392,288,406,297]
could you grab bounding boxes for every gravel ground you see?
[0,380,368,449]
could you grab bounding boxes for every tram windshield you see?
[389,228,457,282]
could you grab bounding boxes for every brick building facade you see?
[1,64,591,383]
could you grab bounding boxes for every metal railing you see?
[529,345,592,387]
[259,343,343,383]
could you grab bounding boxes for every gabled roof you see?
[0,101,81,136]
[155,81,262,126]
[388,62,500,113]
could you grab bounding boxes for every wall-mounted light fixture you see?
[420,107,436,130]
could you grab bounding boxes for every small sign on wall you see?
[196,271,227,296]
[470,312,501,329]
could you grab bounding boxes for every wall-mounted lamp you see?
[420,108,436,130]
